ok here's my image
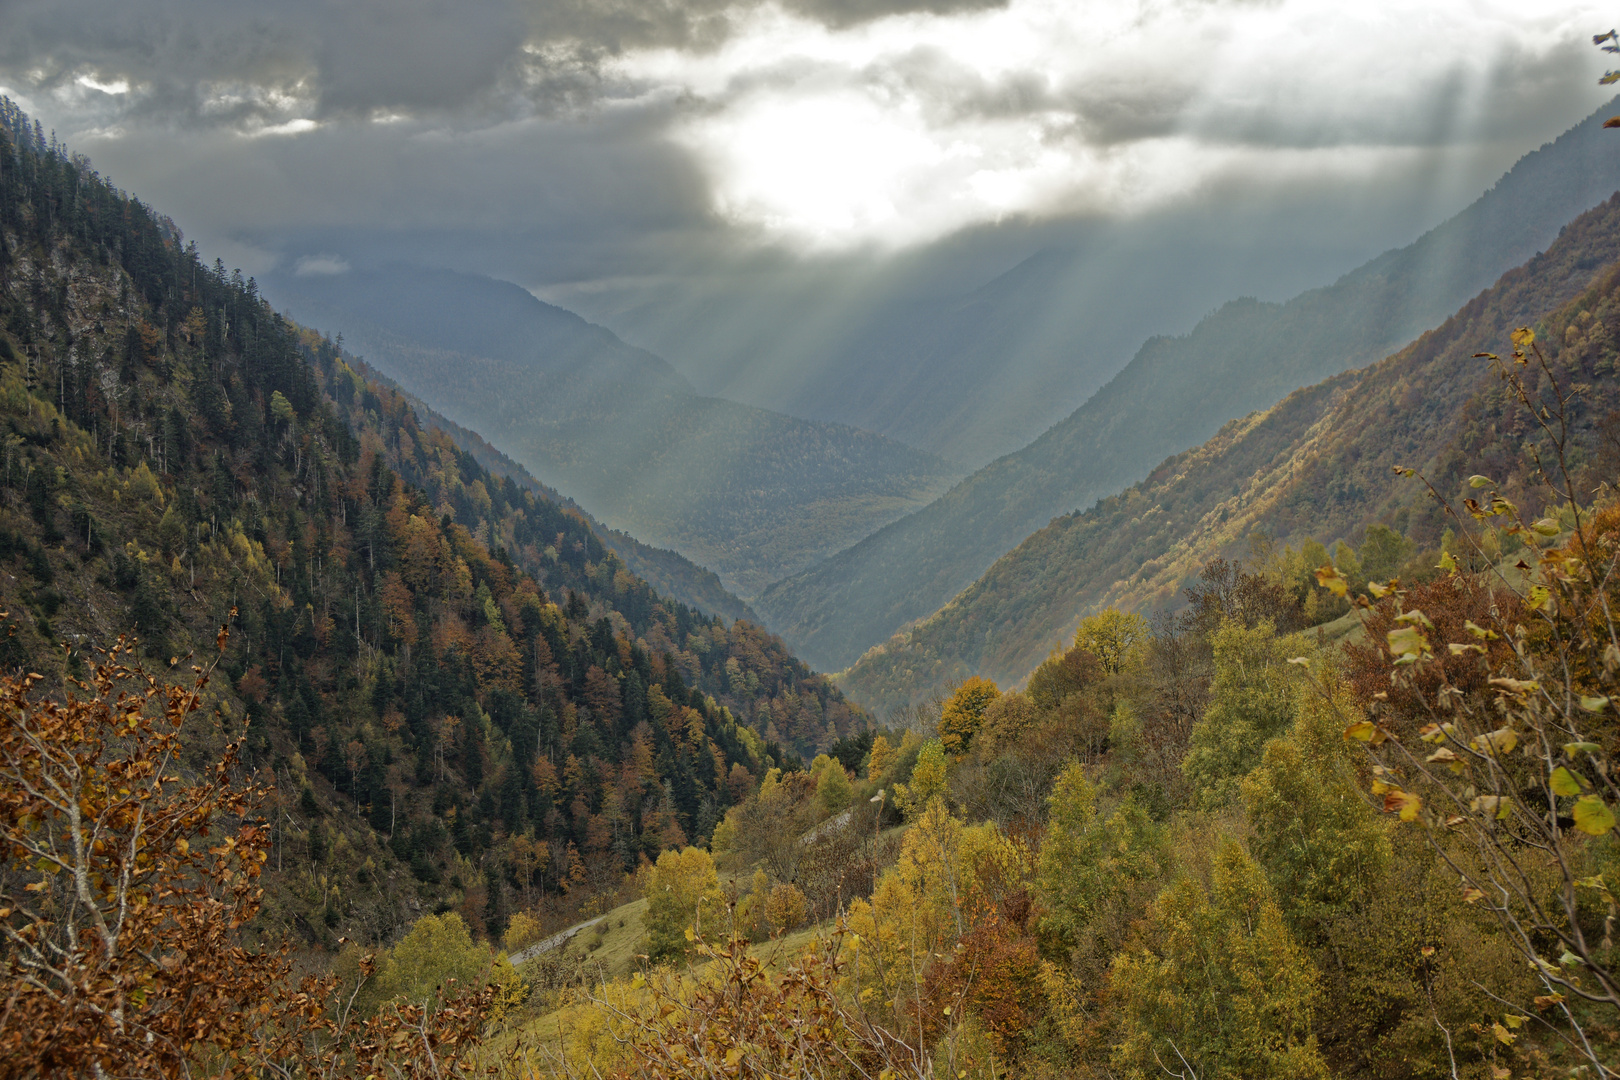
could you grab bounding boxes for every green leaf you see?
[1437,551,1459,573]
[1387,625,1429,658]
[1531,519,1561,537]
[1468,475,1494,489]
[1564,741,1603,757]
[1579,695,1610,713]
[1550,767,1583,798]
[1573,796,1616,837]
[1395,608,1434,630]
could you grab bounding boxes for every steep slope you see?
[266,266,958,598]
[839,192,1620,713]
[761,99,1620,674]
[0,103,863,955]
[358,365,758,625]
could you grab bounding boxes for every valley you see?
[4,22,1620,1078]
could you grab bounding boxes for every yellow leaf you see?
[1471,795,1513,820]
[1447,642,1485,656]
[1471,727,1518,756]
[1345,720,1378,742]
[1550,767,1583,797]
[1384,790,1422,822]
[1564,741,1602,757]
[1579,695,1610,713]
[1502,1013,1529,1029]
[1368,580,1391,598]
[1314,564,1348,597]
[1510,327,1535,347]
[1573,795,1616,836]
[1462,886,1486,904]
[1437,551,1459,573]
[1531,519,1560,537]
[1464,620,1499,640]
[1492,1021,1515,1045]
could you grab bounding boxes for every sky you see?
[1,0,1615,419]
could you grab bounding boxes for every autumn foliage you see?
[0,630,492,1079]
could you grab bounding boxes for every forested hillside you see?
[0,100,862,955]
[761,98,1620,675]
[267,265,959,598]
[843,189,1620,712]
[351,361,758,625]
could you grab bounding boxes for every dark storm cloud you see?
[0,0,539,123]
[0,0,1012,129]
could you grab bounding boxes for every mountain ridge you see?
[759,97,1620,675]
[838,190,1620,712]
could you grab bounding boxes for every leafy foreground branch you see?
[1329,328,1620,1078]
[0,627,491,1079]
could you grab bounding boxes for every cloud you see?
[0,0,1611,262]
[619,0,1615,247]
[294,253,351,276]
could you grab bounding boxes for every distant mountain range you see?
[758,99,1620,677]
[838,188,1620,712]
[264,266,959,599]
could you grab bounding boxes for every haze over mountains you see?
[842,190,1620,708]
[264,265,959,600]
[758,98,1620,677]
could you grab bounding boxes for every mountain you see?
[0,101,866,952]
[759,99,1620,676]
[353,363,757,625]
[264,265,959,599]
[838,190,1620,713]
